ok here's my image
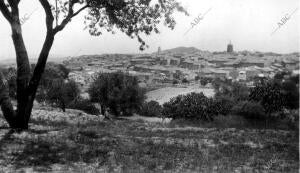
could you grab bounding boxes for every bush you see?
[140,101,162,117]
[0,67,17,99]
[232,101,266,120]
[68,98,100,115]
[213,95,235,116]
[200,77,209,86]
[249,81,285,115]
[215,81,249,102]
[172,79,179,85]
[182,78,189,83]
[43,79,80,112]
[32,62,70,88]
[285,109,299,130]
[281,79,299,109]
[162,92,218,121]
[88,72,145,116]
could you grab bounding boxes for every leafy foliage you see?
[140,101,162,117]
[89,72,146,116]
[200,77,210,86]
[45,79,80,112]
[281,78,299,109]
[213,96,235,116]
[83,0,188,50]
[33,63,70,89]
[172,79,179,85]
[284,109,299,130]
[162,92,217,121]
[231,101,266,120]
[215,81,249,102]
[182,78,189,83]
[68,98,100,115]
[35,63,71,104]
[0,67,17,99]
[249,81,285,115]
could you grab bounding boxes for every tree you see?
[89,72,145,116]
[249,81,285,115]
[182,78,189,83]
[46,79,80,112]
[215,81,249,102]
[162,92,218,121]
[35,63,70,103]
[140,101,162,117]
[0,0,186,129]
[200,77,210,86]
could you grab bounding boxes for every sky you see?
[0,0,299,60]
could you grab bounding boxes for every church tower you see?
[157,46,161,54]
[227,41,233,53]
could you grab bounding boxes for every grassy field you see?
[0,109,298,173]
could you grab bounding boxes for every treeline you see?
[142,71,299,129]
[1,64,298,129]
[1,63,82,112]
[1,64,145,116]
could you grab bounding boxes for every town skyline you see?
[0,0,299,60]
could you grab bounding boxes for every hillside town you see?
[63,43,300,90]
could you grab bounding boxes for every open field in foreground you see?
[0,109,299,173]
[146,86,215,105]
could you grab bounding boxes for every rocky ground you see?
[0,108,298,173]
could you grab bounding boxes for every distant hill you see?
[160,47,200,54]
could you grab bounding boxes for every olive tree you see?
[0,0,187,129]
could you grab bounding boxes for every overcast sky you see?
[0,0,299,60]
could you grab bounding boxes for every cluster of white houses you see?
[66,43,300,88]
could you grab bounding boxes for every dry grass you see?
[0,110,298,172]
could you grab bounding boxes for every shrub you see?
[213,95,235,116]
[249,81,285,115]
[172,79,179,85]
[140,101,162,117]
[232,101,266,120]
[88,72,145,116]
[200,77,209,86]
[68,98,100,115]
[285,109,299,130]
[215,81,249,102]
[0,67,17,99]
[182,78,189,83]
[281,79,299,109]
[162,92,217,121]
[44,79,80,112]
[32,62,70,88]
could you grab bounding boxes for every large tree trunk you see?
[0,2,32,129]
[0,23,55,130]
[22,32,55,128]
[10,22,31,129]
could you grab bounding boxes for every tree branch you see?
[53,4,88,34]
[0,0,13,22]
[38,0,54,32]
